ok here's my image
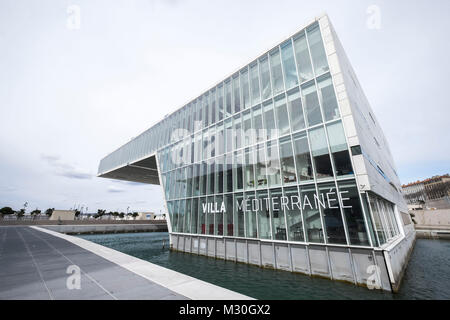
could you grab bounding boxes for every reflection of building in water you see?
[98,14,415,292]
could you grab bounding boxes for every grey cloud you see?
[107,185,125,193]
[41,154,93,180]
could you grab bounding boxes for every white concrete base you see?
[31,226,253,300]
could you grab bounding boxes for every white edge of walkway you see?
[31,226,254,300]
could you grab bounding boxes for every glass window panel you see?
[208,159,215,195]
[317,74,340,121]
[307,23,329,75]
[224,194,234,236]
[225,119,233,153]
[184,199,192,233]
[274,95,290,136]
[233,75,241,113]
[266,140,281,187]
[255,144,268,188]
[216,155,225,194]
[216,122,225,155]
[193,163,200,196]
[250,62,261,105]
[178,199,186,233]
[293,131,313,182]
[234,193,245,237]
[201,161,207,195]
[214,195,223,236]
[318,182,346,244]
[257,190,271,239]
[209,127,216,158]
[326,121,353,177]
[245,192,257,238]
[203,94,209,128]
[301,81,323,127]
[281,40,299,89]
[338,181,370,246]
[270,49,284,95]
[202,130,208,160]
[270,188,286,240]
[309,126,333,179]
[288,88,306,132]
[225,153,233,193]
[252,104,264,143]
[191,198,198,234]
[259,56,272,100]
[243,110,253,147]
[210,90,216,125]
[293,31,314,82]
[172,201,179,232]
[279,136,297,185]
[241,69,250,109]
[233,114,242,150]
[244,147,255,190]
[301,185,324,243]
[368,195,387,245]
[263,101,277,140]
[199,197,206,234]
[285,186,304,242]
[234,150,244,191]
[217,85,224,121]
[197,99,203,130]
[206,196,214,235]
[225,80,232,117]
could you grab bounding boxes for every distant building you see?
[49,210,76,221]
[402,174,450,207]
[134,212,155,220]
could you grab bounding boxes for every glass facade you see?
[98,21,402,250]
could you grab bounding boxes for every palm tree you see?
[45,208,54,217]
[30,209,41,220]
[16,208,25,220]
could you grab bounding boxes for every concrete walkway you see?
[0,226,252,300]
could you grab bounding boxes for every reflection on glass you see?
[293,31,314,82]
[293,132,313,182]
[225,153,233,193]
[338,181,370,246]
[274,95,290,136]
[263,102,277,140]
[255,144,268,188]
[318,182,346,244]
[215,195,224,236]
[244,147,255,190]
[309,126,333,179]
[270,188,286,240]
[285,186,304,242]
[207,196,214,235]
[245,193,257,238]
[234,150,244,191]
[307,23,329,75]
[199,197,206,234]
[326,121,353,177]
[301,185,324,243]
[288,88,305,132]
[234,193,245,237]
[250,63,261,105]
[241,69,250,109]
[259,56,272,100]
[257,190,271,239]
[266,140,281,187]
[233,75,241,113]
[252,105,264,143]
[281,40,299,89]
[270,49,284,95]
[279,136,297,185]
[225,80,232,117]
[317,73,340,121]
[243,110,253,146]
[302,80,323,127]
[191,198,198,234]
[224,194,233,236]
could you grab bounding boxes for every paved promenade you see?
[0,226,252,300]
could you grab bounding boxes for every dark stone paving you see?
[0,226,188,300]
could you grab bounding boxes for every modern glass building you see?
[98,14,415,292]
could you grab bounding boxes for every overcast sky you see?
[0,0,449,213]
